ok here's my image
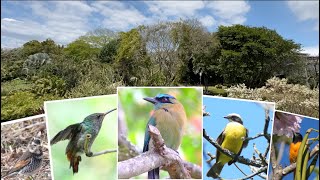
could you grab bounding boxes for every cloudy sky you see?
[1,1,319,55]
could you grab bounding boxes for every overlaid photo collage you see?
[1,1,319,180]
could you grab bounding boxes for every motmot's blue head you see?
[143,94,178,110]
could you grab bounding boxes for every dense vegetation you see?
[1,19,318,120]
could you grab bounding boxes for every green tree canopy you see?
[99,38,119,63]
[63,39,100,61]
[217,25,301,87]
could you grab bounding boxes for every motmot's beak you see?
[104,108,117,116]
[143,97,157,104]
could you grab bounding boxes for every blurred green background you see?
[46,95,117,180]
[118,87,202,178]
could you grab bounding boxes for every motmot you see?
[143,94,187,179]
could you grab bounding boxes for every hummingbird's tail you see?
[207,162,224,179]
[67,151,81,174]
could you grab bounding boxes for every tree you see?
[22,40,42,57]
[217,25,301,87]
[171,19,221,87]
[23,53,52,78]
[99,39,119,63]
[63,39,100,61]
[115,27,151,85]
[41,38,62,55]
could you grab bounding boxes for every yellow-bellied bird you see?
[207,113,248,179]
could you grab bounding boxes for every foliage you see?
[33,76,67,96]
[217,25,301,87]
[115,28,151,85]
[171,19,221,85]
[63,39,100,61]
[1,22,318,121]
[1,91,60,120]
[1,79,33,96]
[227,77,319,118]
[22,40,43,57]
[99,38,119,63]
[22,39,62,57]
[23,53,52,77]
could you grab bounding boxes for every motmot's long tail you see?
[207,162,223,179]
[148,168,159,179]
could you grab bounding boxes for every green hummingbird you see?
[50,108,116,174]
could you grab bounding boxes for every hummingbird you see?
[2,131,43,179]
[50,108,116,174]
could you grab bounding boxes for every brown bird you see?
[2,132,43,179]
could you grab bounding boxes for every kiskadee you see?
[290,131,303,164]
[207,113,248,179]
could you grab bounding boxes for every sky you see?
[268,113,319,180]
[203,96,275,179]
[1,1,319,55]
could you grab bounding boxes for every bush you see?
[227,77,319,118]
[1,92,61,121]
[1,79,33,96]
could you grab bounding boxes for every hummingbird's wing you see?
[50,123,80,145]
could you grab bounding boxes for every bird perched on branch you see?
[207,113,248,179]
[290,131,303,164]
[2,131,43,179]
[290,131,303,177]
[143,94,187,179]
[50,108,116,174]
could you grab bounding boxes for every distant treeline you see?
[1,19,318,120]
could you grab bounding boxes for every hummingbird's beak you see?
[143,97,157,104]
[104,108,117,116]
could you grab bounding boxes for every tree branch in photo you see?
[118,125,201,179]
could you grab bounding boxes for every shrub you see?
[227,77,319,118]
[1,92,61,121]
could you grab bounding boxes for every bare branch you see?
[263,109,271,141]
[253,143,268,166]
[237,166,268,180]
[118,125,201,179]
[206,152,215,163]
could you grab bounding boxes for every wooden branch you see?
[245,133,264,141]
[118,134,141,161]
[253,143,268,166]
[263,110,271,141]
[203,129,263,167]
[237,166,267,180]
[206,152,215,163]
[118,125,201,179]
